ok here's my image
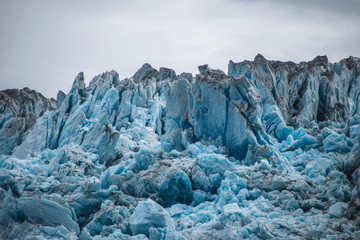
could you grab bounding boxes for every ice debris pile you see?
[1,55,360,239]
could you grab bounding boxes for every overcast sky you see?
[1,0,359,98]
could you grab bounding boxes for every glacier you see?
[0,55,359,239]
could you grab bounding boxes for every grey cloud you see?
[229,0,360,18]
[0,0,359,98]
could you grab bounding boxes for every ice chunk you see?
[129,234,149,240]
[196,154,237,176]
[260,159,272,171]
[82,177,101,192]
[308,227,324,239]
[168,204,194,218]
[323,133,352,153]
[216,171,247,209]
[283,130,317,151]
[191,153,237,192]
[245,144,290,171]
[216,179,239,209]
[85,200,130,237]
[158,168,193,207]
[17,197,80,234]
[135,148,160,171]
[149,227,185,240]
[223,202,241,214]
[130,199,175,237]
[133,63,159,83]
[328,202,347,218]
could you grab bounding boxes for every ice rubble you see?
[1,55,360,239]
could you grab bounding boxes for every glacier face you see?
[0,55,360,239]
